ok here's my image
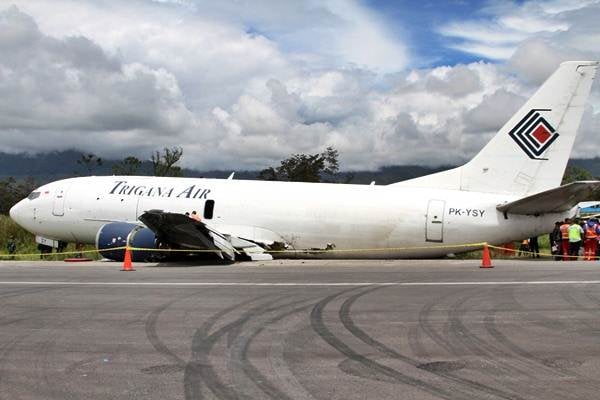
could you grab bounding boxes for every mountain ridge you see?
[1,150,598,185]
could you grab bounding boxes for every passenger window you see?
[204,200,215,219]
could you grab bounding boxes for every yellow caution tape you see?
[487,244,599,261]
[1,242,487,258]
[0,247,108,259]
[2,241,596,260]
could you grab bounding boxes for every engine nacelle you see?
[95,222,157,262]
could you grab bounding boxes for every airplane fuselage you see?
[10,176,568,258]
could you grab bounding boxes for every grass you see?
[455,234,553,259]
[0,214,100,261]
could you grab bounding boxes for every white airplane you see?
[9,61,600,261]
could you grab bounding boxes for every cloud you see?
[464,89,526,133]
[0,1,599,173]
[425,65,482,97]
[0,7,193,138]
[438,0,600,63]
[508,39,585,84]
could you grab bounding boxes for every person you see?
[584,220,599,261]
[518,239,529,257]
[595,219,600,259]
[550,222,562,261]
[75,242,85,258]
[37,243,52,259]
[560,219,571,261]
[190,210,201,222]
[6,236,16,260]
[528,236,539,258]
[568,219,584,260]
[57,241,67,253]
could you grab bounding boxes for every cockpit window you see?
[27,191,41,200]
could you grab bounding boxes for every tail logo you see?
[509,109,559,160]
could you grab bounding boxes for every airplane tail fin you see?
[396,61,599,196]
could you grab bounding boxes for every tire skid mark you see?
[440,288,568,400]
[449,287,586,400]
[310,287,461,400]
[492,283,600,397]
[549,285,600,344]
[340,286,523,400]
[444,288,547,383]
[268,313,316,400]
[581,288,600,324]
[444,289,490,358]
[417,289,465,357]
[184,294,282,400]
[230,298,315,400]
[560,286,600,333]
[144,290,207,368]
[406,323,428,360]
[483,286,571,378]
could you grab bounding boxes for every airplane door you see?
[52,187,66,217]
[426,199,445,242]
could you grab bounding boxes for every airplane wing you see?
[496,181,600,215]
[138,210,272,261]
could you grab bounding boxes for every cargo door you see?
[426,199,445,242]
[52,187,66,216]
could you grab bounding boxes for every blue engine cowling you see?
[95,222,157,262]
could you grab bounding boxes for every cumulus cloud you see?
[0,1,599,172]
[0,6,197,155]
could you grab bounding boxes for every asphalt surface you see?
[1,259,600,399]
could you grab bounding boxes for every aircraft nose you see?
[9,200,26,227]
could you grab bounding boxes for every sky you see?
[1,0,600,170]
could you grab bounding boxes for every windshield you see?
[27,191,41,200]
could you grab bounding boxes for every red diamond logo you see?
[531,124,551,144]
[509,109,559,159]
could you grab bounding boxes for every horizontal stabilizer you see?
[497,181,600,215]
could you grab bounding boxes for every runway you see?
[1,259,600,399]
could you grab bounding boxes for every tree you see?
[112,156,142,176]
[562,165,594,185]
[0,177,36,215]
[76,153,103,175]
[151,147,183,177]
[259,146,351,183]
[257,167,278,181]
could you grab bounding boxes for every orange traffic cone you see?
[480,243,493,268]
[121,247,135,271]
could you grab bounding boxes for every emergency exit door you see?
[426,199,445,242]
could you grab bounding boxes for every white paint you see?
[8,62,599,259]
[1,281,600,287]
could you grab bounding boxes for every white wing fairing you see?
[7,61,599,261]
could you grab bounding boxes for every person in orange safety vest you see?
[584,220,599,261]
[559,219,571,261]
